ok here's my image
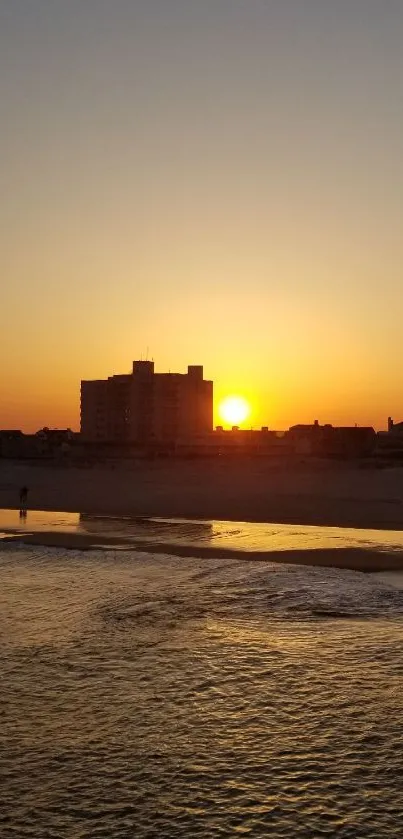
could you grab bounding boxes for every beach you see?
[3,458,403,571]
[1,458,403,531]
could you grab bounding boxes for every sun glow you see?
[219,396,251,427]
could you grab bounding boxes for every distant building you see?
[287,421,376,457]
[81,360,213,444]
[205,426,289,457]
[378,417,403,451]
[0,430,24,439]
[0,428,79,459]
[387,417,403,436]
[35,427,76,443]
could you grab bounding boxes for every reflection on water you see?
[0,544,403,837]
[0,508,80,532]
[80,512,214,543]
[2,507,403,556]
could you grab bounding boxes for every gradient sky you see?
[1,0,403,431]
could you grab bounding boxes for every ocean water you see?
[1,540,403,838]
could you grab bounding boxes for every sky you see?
[1,0,403,431]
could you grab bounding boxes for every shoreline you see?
[2,458,403,541]
[2,510,403,573]
[2,500,403,533]
[2,531,403,573]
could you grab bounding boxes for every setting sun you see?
[219,396,251,427]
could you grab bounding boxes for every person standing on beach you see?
[19,486,28,511]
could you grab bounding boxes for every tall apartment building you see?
[81,360,213,443]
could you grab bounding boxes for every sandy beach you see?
[1,458,403,530]
[2,459,403,573]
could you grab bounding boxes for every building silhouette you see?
[387,417,403,436]
[287,420,376,456]
[80,360,213,444]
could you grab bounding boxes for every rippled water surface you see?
[1,542,403,838]
[3,507,403,553]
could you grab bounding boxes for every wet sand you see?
[2,507,403,573]
[1,528,403,572]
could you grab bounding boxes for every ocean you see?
[1,514,403,837]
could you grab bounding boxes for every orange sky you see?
[1,2,403,433]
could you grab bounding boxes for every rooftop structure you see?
[387,417,403,436]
